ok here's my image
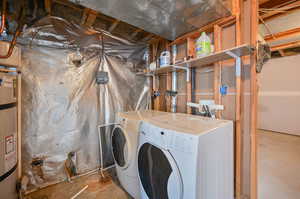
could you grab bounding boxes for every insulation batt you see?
[19,16,149,189]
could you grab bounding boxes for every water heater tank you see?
[0,72,18,199]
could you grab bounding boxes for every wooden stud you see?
[233,0,243,198]
[186,37,195,114]
[44,0,52,15]
[166,72,172,112]
[152,42,160,111]
[213,25,222,119]
[250,0,259,199]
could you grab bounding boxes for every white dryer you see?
[111,110,168,198]
[137,113,234,199]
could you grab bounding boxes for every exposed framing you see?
[149,0,259,199]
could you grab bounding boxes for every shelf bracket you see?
[226,51,241,77]
[173,65,190,82]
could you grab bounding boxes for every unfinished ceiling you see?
[2,0,165,43]
[69,0,231,40]
[259,0,300,57]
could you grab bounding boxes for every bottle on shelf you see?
[196,32,212,58]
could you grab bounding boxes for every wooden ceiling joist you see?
[108,20,120,32]
[260,0,300,20]
[81,8,97,27]
[278,49,285,56]
[260,0,297,8]
[129,29,143,39]
[264,27,300,42]
[271,40,300,51]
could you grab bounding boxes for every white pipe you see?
[171,71,177,113]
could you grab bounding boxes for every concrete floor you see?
[24,172,131,199]
[25,129,300,199]
[258,129,300,199]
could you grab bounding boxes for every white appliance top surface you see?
[118,110,170,121]
[146,113,232,135]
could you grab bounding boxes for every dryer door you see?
[111,126,130,168]
[138,143,183,199]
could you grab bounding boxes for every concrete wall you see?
[258,54,300,136]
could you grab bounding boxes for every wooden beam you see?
[108,20,120,32]
[260,1,300,20]
[213,25,222,119]
[186,38,195,114]
[264,27,300,42]
[271,40,300,51]
[250,0,259,199]
[129,29,143,40]
[81,8,97,27]
[142,34,155,42]
[260,0,297,8]
[233,0,243,198]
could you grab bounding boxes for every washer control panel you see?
[140,121,197,154]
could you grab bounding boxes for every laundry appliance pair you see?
[112,110,234,199]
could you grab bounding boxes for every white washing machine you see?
[111,110,169,198]
[137,113,234,199]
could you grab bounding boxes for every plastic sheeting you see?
[20,16,149,188]
[70,0,231,40]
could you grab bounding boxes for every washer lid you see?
[138,143,183,199]
[111,126,129,168]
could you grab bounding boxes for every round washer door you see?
[138,143,183,199]
[111,126,131,168]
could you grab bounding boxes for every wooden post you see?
[250,0,259,199]
[186,38,195,114]
[213,25,222,119]
[152,41,160,111]
[233,0,243,198]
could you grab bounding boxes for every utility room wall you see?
[258,54,300,136]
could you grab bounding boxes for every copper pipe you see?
[0,28,21,59]
[0,0,7,34]
[0,5,24,59]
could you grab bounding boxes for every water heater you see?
[0,72,18,199]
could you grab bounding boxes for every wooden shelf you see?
[183,44,254,67]
[151,44,254,74]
